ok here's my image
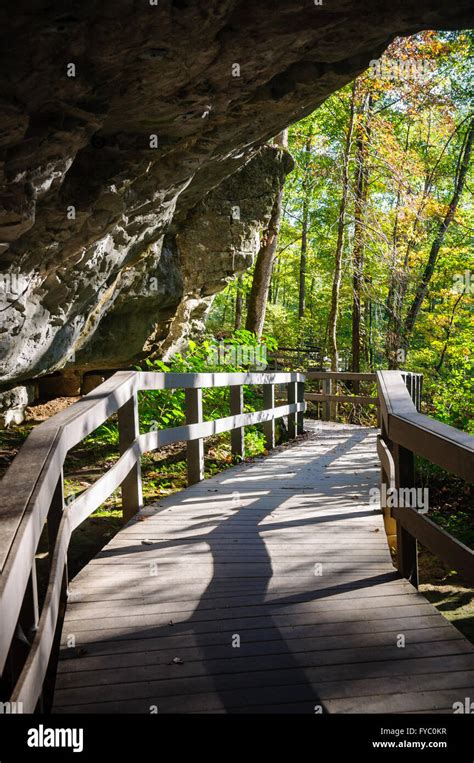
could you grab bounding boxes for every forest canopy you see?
[208,31,474,432]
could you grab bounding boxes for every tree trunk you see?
[327,82,357,372]
[298,199,308,318]
[234,276,243,330]
[271,256,280,304]
[402,118,473,347]
[385,122,411,368]
[351,92,371,382]
[298,131,313,318]
[435,292,464,374]
[245,130,287,338]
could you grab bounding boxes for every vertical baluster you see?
[230,385,245,459]
[322,375,331,421]
[42,470,68,711]
[118,394,143,523]
[287,381,297,438]
[393,442,418,587]
[297,380,305,433]
[8,560,40,694]
[263,383,275,450]
[186,387,204,484]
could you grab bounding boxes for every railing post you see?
[118,394,143,523]
[230,385,245,460]
[322,375,331,421]
[287,381,297,438]
[379,428,397,554]
[297,379,305,433]
[186,387,204,484]
[42,470,68,712]
[393,442,418,588]
[7,472,66,711]
[7,560,40,700]
[263,383,275,450]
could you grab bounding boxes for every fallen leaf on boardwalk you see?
[370,528,380,533]
[142,539,154,545]
[169,620,174,626]
[172,657,183,665]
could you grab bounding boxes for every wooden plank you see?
[61,594,435,632]
[54,637,474,700]
[56,652,474,695]
[56,626,458,676]
[56,628,466,682]
[56,615,449,662]
[62,588,424,620]
[51,660,472,712]
[54,667,474,711]
[52,421,474,714]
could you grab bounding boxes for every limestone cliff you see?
[0,0,472,390]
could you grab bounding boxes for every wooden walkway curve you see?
[53,422,474,714]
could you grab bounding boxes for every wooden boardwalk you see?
[53,422,474,714]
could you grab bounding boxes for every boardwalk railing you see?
[268,345,323,371]
[305,370,422,420]
[377,370,474,588]
[0,370,305,712]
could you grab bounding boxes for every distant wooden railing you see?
[269,345,323,371]
[0,370,305,712]
[377,370,474,587]
[305,371,378,419]
[305,370,422,420]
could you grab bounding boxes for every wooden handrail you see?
[376,370,474,587]
[0,370,305,711]
[305,370,381,421]
[377,370,473,481]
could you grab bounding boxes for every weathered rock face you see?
[73,144,293,369]
[0,0,472,388]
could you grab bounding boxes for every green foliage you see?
[87,331,276,451]
[243,429,267,457]
[208,30,473,430]
[137,331,272,433]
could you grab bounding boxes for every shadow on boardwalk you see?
[54,424,474,714]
